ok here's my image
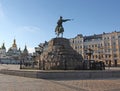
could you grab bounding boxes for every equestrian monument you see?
[39,16,83,70]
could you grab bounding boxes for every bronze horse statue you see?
[55,16,71,37]
[55,25,64,37]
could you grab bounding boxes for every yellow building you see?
[70,31,120,66]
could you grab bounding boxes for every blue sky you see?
[0,0,120,53]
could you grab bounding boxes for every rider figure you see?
[57,16,71,30]
[55,16,71,37]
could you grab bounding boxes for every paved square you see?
[0,74,120,91]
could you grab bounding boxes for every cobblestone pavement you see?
[52,79,120,91]
[0,74,120,91]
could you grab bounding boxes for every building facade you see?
[0,43,6,58]
[0,39,32,64]
[7,39,21,59]
[69,31,120,66]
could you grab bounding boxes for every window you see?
[113,48,117,52]
[108,49,110,52]
[101,55,103,58]
[113,42,116,45]
[92,55,94,58]
[106,60,108,64]
[84,46,86,48]
[114,54,117,57]
[96,55,97,58]
[105,55,107,58]
[104,43,106,46]
[109,55,111,58]
[75,46,77,49]
[95,44,97,47]
[80,46,82,48]
[73,40,74,43]
[112,36,115,39]
[92,45,94,47]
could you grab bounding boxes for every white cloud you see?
[19,26,41,33]
[28,47,35,53]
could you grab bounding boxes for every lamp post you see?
[86,48,93,60]
[20,59,22,69]
[64,58,67,70]
[32,54,36,68]
[36,51,41,70]
[20,57,24,69]
[98,51,101,61]
[0,53,1,64]
[85,48,94,69]
[20,54,23,69]
[43,60,45,70]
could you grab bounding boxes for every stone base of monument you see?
[40,38,83,70]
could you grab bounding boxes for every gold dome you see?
[12,39,17,48]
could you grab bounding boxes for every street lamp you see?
[20,57,24,69]
[0,53,1,64]
[85,48,94,70]
[36,51,41,70]
[32,54,36,68]
[20,54,23,69]
[85,48,94,60]
[64,58,67,70]
[20,59,22,69]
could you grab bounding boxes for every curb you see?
[0,70,120,80]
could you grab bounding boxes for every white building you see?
[0,39,32,64]
[0,43,6,58]
[7,39,21,59]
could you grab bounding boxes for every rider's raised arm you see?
[62,19,71,22]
